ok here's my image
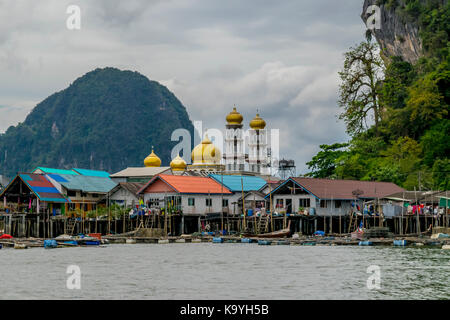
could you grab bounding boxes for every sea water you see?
[0,244,449,299]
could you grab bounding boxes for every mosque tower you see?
[248,112,269,175]
[224,107,245,172]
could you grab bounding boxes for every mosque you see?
[139,107,271,178]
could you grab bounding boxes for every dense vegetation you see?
[307,0,449,190]
[0,67,194,177]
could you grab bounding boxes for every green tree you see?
[338,40,384,136]
[306,143,349,178]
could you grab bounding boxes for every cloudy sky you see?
[0,0,367,173]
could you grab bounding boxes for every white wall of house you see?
[143,192,232,215]
[109,188,139,207]
[271,194,355,216]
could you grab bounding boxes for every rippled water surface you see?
[1,244,449,299]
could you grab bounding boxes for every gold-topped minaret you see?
[170,153,187,172]
[249,113,266,130]
[144,147,162,167]
[226,107,243,125]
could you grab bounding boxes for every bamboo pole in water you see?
[241,177,246,231]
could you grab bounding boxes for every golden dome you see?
[191,135,221,165]
[170,154,187,171]
[249,113,266,130]
[226,107,243,125]
[144,148,161,167]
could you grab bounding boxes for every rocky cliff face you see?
[362,0,423,63]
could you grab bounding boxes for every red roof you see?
[140,174,232,194]
[290,177,405,200]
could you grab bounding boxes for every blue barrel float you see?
[393,240,407,246]
[277,240,290,245]
[358,241,373,246]
[241,238,253,243]
[258,240,272,245]
[44,239,58,249]
[63,240,78,246]
[303,241,316,246]
[84,240,100,246]
[213,237,224,243]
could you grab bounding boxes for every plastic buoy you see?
[393,240,407,246]
[212,237,224,243]
[44,240,58,249]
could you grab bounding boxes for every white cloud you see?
[0,0,365,173]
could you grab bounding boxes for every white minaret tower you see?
[224,107,245,172]
[248,112,269,175]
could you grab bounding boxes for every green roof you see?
[48,173,117,193]
[72,168,111,177]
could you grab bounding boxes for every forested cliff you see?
[307,0,449,190]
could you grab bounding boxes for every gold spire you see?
[144,147,161,167]
[191,134,221,165]
[170,153,187,171]
[226,106,243,125]
[249,113,266,130]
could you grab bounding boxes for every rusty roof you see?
[268,177,405,200]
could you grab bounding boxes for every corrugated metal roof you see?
[267,177,405,200]
[110,167,171,177]
[72,168,111,177]
[33,167,79,175]
[140,174,232,194]
[18,173,69,203]
[117,182,145,196]
[49,174,117,193]
[209,174,267,192]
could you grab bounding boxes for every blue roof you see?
[33,167,79,175]
[72,168,111,178]
[17,173,69,203]
[208,174,267,192]
[48,174,117,193]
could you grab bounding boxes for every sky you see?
[0,0,367,173]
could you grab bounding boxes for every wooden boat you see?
[244,221,291,239]
[14,243,28,249]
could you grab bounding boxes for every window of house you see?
[148,198,160,207]
[92,193,99,198]
[206,198,212,207]
[335,200,342,208]
[222,199,229,207]
[188,198,195,206]
[320,200,327,208]
[299,198,310,208]
[276,199,284,208]
[67,190,76,197]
